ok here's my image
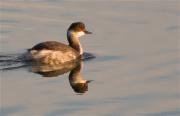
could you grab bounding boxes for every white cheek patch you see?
[77,31,85,37]
[68,31,85,38]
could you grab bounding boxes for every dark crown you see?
[68,22,86,32]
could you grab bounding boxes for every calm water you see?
[0,0,180,116]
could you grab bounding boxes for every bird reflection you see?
[30,60,92,94]
[69,61,92,94]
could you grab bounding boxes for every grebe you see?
[28,22,92,65]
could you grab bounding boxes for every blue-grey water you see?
[0,0,179,116]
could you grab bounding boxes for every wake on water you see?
[0,53,28,70]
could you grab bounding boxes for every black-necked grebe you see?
[27,22,92,65]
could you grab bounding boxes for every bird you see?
[27,22,92,65]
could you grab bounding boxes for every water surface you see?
[0,0,179,116]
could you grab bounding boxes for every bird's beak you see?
[84,30,92,34]
[86,80,93,83]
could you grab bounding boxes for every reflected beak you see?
[84,30,92,34]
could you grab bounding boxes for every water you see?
[0,0,179,116]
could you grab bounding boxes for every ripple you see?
[0,19,19,24]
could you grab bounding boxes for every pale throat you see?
[67,31,84,55]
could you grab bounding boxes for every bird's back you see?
[30,41,74,51]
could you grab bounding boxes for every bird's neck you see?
[67,32,83,55]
